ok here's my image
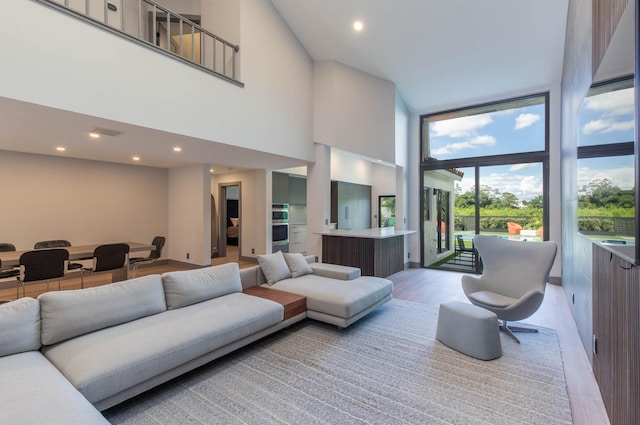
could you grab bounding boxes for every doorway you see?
[378,195,396,227]
[217,183,241,260]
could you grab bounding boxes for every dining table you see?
[0,242,155,285]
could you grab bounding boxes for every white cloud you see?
[481,172,543,201]
[431,135,496,156]
[509,163,538,172]
[514,113,540,130]
[607,120,635,133]
[577,166,635,190]
[431,114,493,138]
[582,118,635,135]
[584,89,635,117]
[583,119,612,135]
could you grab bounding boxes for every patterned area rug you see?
[104,299,572,424]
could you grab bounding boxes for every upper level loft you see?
[38,0,243,86]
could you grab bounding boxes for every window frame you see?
[419,92,550,269]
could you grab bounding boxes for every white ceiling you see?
[270,0,570,113]
[0,96,301,172]
[1,0,575,170]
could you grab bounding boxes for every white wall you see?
[330,150,374,185]
[306,144,332,260]
[0,0,313,164]
[395,92,411,260]
[168,165,211,265]
[0,151,168,252]
[213,170,269,257]
[371,165,397,227]
[314,61,396,163]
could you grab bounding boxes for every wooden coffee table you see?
[243,286,306,321]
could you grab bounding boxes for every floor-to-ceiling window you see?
[420,93,549,272]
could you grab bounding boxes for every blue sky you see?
[429,102,545,201]
[429,87,635,201]
[577,87,635,191]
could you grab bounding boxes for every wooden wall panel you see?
[322,235,405,277]
[592,0,630,75]
[592,244,640,424]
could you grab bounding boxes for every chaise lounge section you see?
[241,252,393,328]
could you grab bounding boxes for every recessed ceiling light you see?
[173,147,182,152]
[353,20,364,32]
[132,156,140,161]
[210,168,214,173]
[88,132,100,139]
[56,146,66,152]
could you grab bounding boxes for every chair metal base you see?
[500,321,538,344]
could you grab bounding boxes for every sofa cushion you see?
[0,351,109,424]
[257,251,291,285]
[43,293,283,405]
[162,263,242,309]
[284,252,313,278]
[39,274,167,346]
[270,275,392,319]
[310,263,361,280]
[0,297,40,356]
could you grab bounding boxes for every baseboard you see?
[239,255,258,264]
[166,259,203,270]
[549,276,562,286]
[131,259,169,270]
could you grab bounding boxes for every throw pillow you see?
[283,252,313,278]
[257,250,291,285]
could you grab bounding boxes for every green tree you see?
[523,195,543,209]
[455,190,475,208]
[500,192,519,209]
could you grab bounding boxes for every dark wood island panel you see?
[322,233,405,277]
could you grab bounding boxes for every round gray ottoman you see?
[436,301,502,360]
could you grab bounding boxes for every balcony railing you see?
[37,0,243,86]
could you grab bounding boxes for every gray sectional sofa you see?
[0,255,392,424]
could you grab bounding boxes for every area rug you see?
[104,299,572,424]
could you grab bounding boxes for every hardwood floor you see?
[0,260,609,425]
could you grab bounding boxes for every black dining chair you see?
[34,240,84,271]
[129,236,165,278]
[0,259,19,280]
[17,248,69,298]
[0,244,20,289]
[0,243,16,252]
[81,243,130,288]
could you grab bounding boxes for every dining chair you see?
[17,248,70,298]
[33,240,83,270]
[0,259,19,281]
[81,243,130,288]
[0,243,16,252]
[0,245,20,292]
[129,236,165,278]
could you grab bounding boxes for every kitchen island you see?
[318,228,415,277]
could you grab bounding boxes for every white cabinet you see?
[289,225,307,254]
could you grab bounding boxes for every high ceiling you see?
[270,0,570,113]
[1,0,573,170]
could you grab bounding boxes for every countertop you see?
[317,228,416,239]
[593,239,636,263]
